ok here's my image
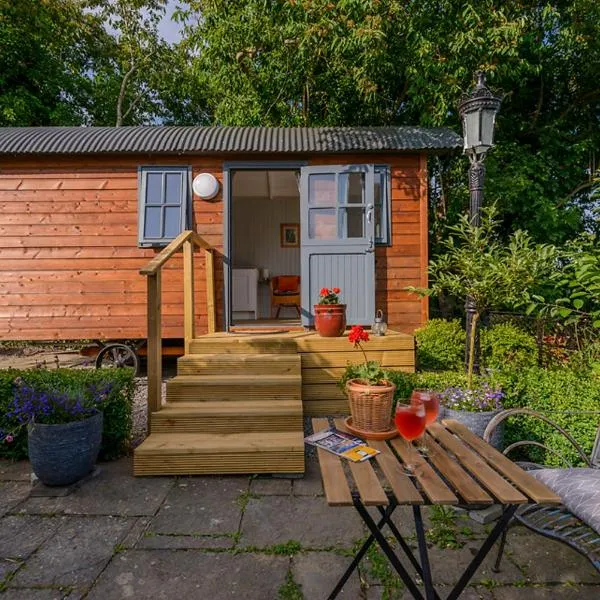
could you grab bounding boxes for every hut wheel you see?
[95,343,139,376]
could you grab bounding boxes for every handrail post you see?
[205,248,216,334]
[183,238,195,353]
[146,271,162,432]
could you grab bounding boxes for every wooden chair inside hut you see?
[270,275,301,318]
[483,409,600,573]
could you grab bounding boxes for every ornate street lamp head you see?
[458,71,502,158]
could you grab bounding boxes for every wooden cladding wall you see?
[0,156,224,340]
[0,152,426,341]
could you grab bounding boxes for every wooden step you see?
[166,375,301,402]
[151,400,303,433]
[134,431,305,475]
[189,336,298,354]
[177,353,300,376]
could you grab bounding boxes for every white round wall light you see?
[192,173,220,200]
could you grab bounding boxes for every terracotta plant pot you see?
[345,379,396,432]
[313,304,346,337]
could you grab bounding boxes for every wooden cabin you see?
[0,126,461,475]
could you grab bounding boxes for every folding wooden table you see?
[312,418,562,600]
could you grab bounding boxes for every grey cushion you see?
[531,468,600,534]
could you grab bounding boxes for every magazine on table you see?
[304,427,380,462]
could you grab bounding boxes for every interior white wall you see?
[231,171,300,319]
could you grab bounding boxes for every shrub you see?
[0,368,135,461]
[414,319,465,371]
[492,366,600,467]
[481,322,538,371]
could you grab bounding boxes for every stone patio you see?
[0,456,598,599]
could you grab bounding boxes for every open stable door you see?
[300,165,376,326]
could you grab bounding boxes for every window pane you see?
[146,173,163,204]
[165,173,182,204]
[144,206,161,238]
[164,206,181,238]
[374,170,383,206]
[375,206,382,240]
[340,172,364,204]
[342,207,364,238]
[308,174,336,206]
[309,208,337,239]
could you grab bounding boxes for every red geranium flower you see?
[348,325,369,346]
[319,287,329,297]
[332,287,340,294]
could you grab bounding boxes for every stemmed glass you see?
[411,389,440,426]
[394,401,427,474]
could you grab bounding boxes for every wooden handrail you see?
[140,230,212,275]
[140,230,216,431]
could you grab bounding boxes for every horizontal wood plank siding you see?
[0,151,426,340]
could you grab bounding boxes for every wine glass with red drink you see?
[394,402,426,474]
[410,390,440,425]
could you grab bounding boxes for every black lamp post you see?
[458,71,501,372]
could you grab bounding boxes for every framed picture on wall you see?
[280,223,300,248]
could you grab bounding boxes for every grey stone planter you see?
[28,411,103,486]
[440,407,504,450]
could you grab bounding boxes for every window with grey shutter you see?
[138,166,191,247]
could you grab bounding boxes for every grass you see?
[236,489,261,511]
[277,570,303,600]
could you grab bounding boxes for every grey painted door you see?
[300,164,376,326]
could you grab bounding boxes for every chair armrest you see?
[482,408,593,468]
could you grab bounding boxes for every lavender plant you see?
[439,384,504,413]
[7,379,112,426]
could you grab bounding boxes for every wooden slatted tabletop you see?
[312,418,562,508]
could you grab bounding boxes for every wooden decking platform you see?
[133,330,415,476]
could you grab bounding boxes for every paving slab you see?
[137,532,235,550]
[0,557,21,583]
[292,457,324,496]
[0,481,30,517]
[365,585,494,600]
[492,584,600,599]
[16,463,174,517]
[85,549,289,600]
[293,552,362,599]
[505,533,600,584]
[10,516,134,588]
[148,477,246,536]
[119,516,151,549]
[0,460,30,482]
[0,515,61,559]
[0,589,74,600]
[250,477,292,495]
[240,495,363,549]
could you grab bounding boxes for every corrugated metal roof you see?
[0,126,461,156]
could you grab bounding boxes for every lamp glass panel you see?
[463,110,481,151]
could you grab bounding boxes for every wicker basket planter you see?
[440,406,504,449]
[345,379,396,433]
[28,411,103,486]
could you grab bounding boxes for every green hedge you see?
[0,368,136,461]
[414,319,465,371]
[492,367,600,467]
[481,322,538,371]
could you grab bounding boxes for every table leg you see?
[327,502,397,600]
[354,498,425,600]
[377,506,442,600]
[413,505,436,600]
[446,505,518,600]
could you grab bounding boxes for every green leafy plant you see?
[415,319,465,371]
[0,368,135,461]
[408,207,556,388]
[317,287,342,305]
[339,325,389,387]
[481,322,538,371]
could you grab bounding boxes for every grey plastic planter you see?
[28,411,103,486]
[440,407,504,450]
